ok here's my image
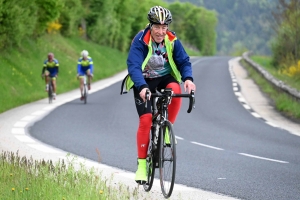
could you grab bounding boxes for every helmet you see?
[81,50,89,57]
[147,6,172,25]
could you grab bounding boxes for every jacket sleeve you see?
[173,39,194,82]
[55,60,59,74]
[77,59,81,74]
[42,61,46,74]
[126,31,149,92]
[89,58,94,74]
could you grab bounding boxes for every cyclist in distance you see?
[125,6,196,184]
[42,52,59,100]
[77,50,93,101]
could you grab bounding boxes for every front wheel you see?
[159,120,176,198]
[48,82,53,104]
[83,84,87,104]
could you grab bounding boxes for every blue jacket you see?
[126,26,193,92]
[77,56,93,74]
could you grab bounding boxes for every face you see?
[48,53,54,62]
[150,24,168,43]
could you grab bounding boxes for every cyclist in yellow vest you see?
[126,6,196,184]
[77,50,93,101]
[42,52,59,100]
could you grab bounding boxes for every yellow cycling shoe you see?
[135,158,147,184]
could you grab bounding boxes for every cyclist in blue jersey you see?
[42,53,59,100]
[125,6,196,184]
[77,50,94,101]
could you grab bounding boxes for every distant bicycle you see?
[143,88,195,198]
[43,76,56,104]
[47,77,54,104]
[82,74,89,104]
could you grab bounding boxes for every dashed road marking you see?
[238,153,289,164]
[191,141,224,150]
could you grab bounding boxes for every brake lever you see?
[187,90,195,113]
[145,89,151,109]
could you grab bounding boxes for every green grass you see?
[0,34,201,114]
[241,57,300,120]
[251,55,300,91]
[0,151,139,200]
[0,34,128,113]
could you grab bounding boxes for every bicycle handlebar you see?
[145,89,195,113]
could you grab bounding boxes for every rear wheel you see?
[159,120,176,198]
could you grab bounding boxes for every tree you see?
[272,0,300,67]
[0,0,37,49]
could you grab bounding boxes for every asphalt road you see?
[29,57,300,200]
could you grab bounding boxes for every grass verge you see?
[0,151,141,200]
[0,34,128,114]
[240,58,300,121]
[251,55,300,91]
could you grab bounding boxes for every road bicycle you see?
[82,74,89,104]
[143,88,195,198]
[44,76,56,104]
[48,78,54,104]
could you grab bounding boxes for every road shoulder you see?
[231,57,300,137]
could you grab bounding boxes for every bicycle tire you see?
[48,81,53,104]
[159,120,176,198]
[143,128,158,192]
[83,84,87,104]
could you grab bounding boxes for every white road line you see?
[14,121,28,127]
[21,115,36,121]
[238,97,246,103]
[43,105,56,110]
[15,135,37,143]
[243,104,251,110]
[31,110,47,116]
[28,144,62,153]
[191,142,224,150]
[238,153,289,163]
[265,121,279,127]
[191,58,204,66]
[251,112,261,118]
[11,128,25,134]
[175,136,184,140]
[234,92,241,97]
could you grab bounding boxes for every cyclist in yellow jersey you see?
[77,50,94,101]
[41,53,59,100]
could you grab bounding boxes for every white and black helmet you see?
[81,50,89,57]
[148,6,172,25]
